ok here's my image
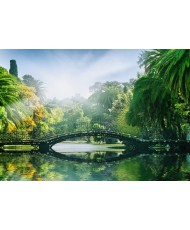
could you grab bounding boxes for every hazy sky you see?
[0,49,143,99]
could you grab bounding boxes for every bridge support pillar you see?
[123,140,150,151]
[39,143,50,153]
[177,142,190,151]
[0,143,4,151]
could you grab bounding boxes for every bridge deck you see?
[1,131,190,151]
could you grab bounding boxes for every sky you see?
[0,49,143,99]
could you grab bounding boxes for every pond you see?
[0,143,190,181]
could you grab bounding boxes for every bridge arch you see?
[43,130,141,149]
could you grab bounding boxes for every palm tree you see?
[139,49,190,102]
[0,67,22,131]
[157,49,190,102]
[138,49,168,76]
[0,67,19,106]
[126,75,183,139]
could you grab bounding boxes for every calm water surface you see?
[0,143,190,181]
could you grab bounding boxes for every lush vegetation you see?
[1,50,190,143]
[0,60,137,143]
[127,49,190,140]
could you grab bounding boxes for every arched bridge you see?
[42,130,142,150]
[0,130,141,152]
[40,131,190,152]
[1,129,190,152]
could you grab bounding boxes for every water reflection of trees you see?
[74,151,125,162]
[112,153,188,181]
[0,152,190,181]
[0,153,63,181]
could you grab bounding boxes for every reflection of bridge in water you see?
[1,128,190,152]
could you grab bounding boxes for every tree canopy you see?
[127,49,190,140]
[1,51,190,142]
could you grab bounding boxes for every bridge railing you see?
[0,121,139,142]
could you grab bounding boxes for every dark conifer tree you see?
[9,60,18,77]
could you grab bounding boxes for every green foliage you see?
[0,67,22,132]
[89,81,123,112]
[127,76,171,126]
[128,49,190,140]
[0,67,19,106]
[139,49,190,102]
[87,80,135,134]
[158,50,190,102]
[116,108,140,136]
[22,75,46,102]
[127,74,186,139]
[0,107,8,131]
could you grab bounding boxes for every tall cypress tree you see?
[9,60,18,77]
